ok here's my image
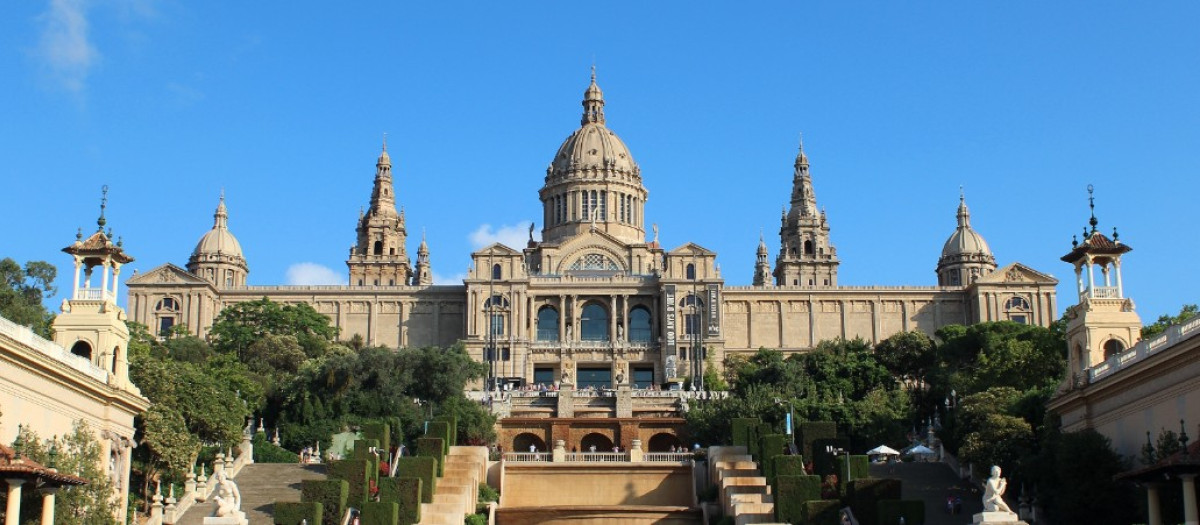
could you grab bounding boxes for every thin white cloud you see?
[37,0,99,93]
[285,263,347,286]
[469,221,539,250]
[432,272,466,286]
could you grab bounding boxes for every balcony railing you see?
[74,288,114,301]
[1087,286,1119,299]
[0,315,108,382]
[1088,315,1200,383]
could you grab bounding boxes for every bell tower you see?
[1061,185,1141,387]
[775,137,839,287]
[348,138,413,286]
[52,186,136,389]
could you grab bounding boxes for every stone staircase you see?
[175,463,326,525]
[416,446,488,525]
[709,447,787,525]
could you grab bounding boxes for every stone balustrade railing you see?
[503,440,695,464]
[145,430,255,525]
[0,315,109,382]
[1089,315,1200,383]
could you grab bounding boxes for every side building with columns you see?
[1,197,150,524]
[126,72,1058,389]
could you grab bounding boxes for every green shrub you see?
[362,422,391,456]
[748,422,771,460]
[774,455,806,477]
[254,432,300,463]
[847,478,902,525]
[835,455,870,486]
[760,434,787,482]
[416,437,446,476]
[327,459,371,507]
[477,482,499,503]
[802,499,843,525]
[433,415,457,448]
[394,457,438,503]
[301,479,347,525]
[427,421,452,454]
[799,421,837,460]
[353,439,381,459]
[377,477,422,525]
[361,501,399,525]
[273,501,322,525]
[811,437,850,477]
[878,499,925,525]
[465,514,487,525]
[774,475,822,523]
[731,418,760,448]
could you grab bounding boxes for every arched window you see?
[580,303,609,341]
[537,306,559,341]
[628,306,652,342]
[112,346,121,373]
[569,253,620,272]
[804,240,814,255]
[70,340,92,360]
[492,264,502,280]
[1005,297,1031,310]
[155,297,180,338]
[580,433,615,453]
[513,433,547,453]
[686,263,696,280]
[1103,339,1125,360]
[648,432,683,452]
[373,241,383,255]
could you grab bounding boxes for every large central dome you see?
[539,70,649,245]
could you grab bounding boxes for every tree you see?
[874,331,936,386]
[0,257,57,337]
[7,422,119,525]
[209,297,337,360]
[1142,304,1199,339]
[1031,426,1138,525]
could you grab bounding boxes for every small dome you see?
[550,125,638,176]
[940,195,993,259]
[192,197,245,259]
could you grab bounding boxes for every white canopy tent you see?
[866,445,901,456]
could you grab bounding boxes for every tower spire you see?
[1087,183,1098,233]
[581,67,605,125]
[97,185,108,231]
[957,187,971,228]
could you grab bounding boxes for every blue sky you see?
[2,2,1197,323]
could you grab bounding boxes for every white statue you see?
[983,465,1012,513]
[211,471,242,517]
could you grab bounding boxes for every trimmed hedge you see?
[774,475,822,523]
[377,477,422,525]
[847,478,902,525]
[427,421,452,454]
[802,499,843,525]
[273,501,323,525]
[811,437,850,477]
[835,455,871,485]
[254,432,300,463]
[731,418,760,448]
[433,415,457,448]
[774,455,806,477]
[416,437,446,476]
[327,459,371,507]
[748,422,771,460]
[394,457,438,504]
[301,479,348,525]
[362,501,399,525]
[759,434,787,483]
[878,499,926,525]
[362,422,391,458]
[352,439,382,480]
[799,421,837,460]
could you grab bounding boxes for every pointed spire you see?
[213,191,229,230]
[957,188,971,228]
[794,133,809,168]
[418,228,429,255]
[581,66,606,125]
[757,229,768,255]
[97,185,109,231]
[1087,184,1098,233]
[378,134,391,166]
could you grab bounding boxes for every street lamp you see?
[775,397,797,446]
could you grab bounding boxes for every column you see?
[1101,264,1112,287]
[609,294,617,344]
[111,263,122,303]
[100,260,111,300]
[1085,256,1096,297]
[5,479,24,525]
[40,486,58,525]
[72,257,81,299]
[1075,265,1084,297]
[1146,483,1163,525]
[559,294,566,342]
[1115,259,1125,297]
[1183,474,1198,525]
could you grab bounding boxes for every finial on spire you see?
[1087,184,1098,232]
[591,63,596,83]
[382,132,388,152]
[76,228,82,241]
[959,185,965,202]
[97,185,109,231]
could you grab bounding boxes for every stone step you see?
[718,468,762,483]
[730,492,773,506]
[174,463,326,525]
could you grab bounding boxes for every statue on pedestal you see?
[204,471,246,524]
[983,465,1012,513]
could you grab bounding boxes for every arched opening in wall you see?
[680,295,705,336]
[580,433,615,453]
[1005,296,1031,324]
[485,295,510,337]
[804,240,814,256]
[513,433,546,453]
[491,264,502,280]
[112,346,120,373]
[1074,343,1086,376]
[581,303,609,341]
[686,263,696,280]
[1103,339,1126,360]
[70,340,92,360]
[155,297,180,338]
[390,247,396,255]
[536,306,559,341]
[373,241,383,255]
[648,432,683,452]
[628,306,652,342]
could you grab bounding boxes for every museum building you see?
[125,73,1058,389]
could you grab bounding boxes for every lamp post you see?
[775,397,797,446]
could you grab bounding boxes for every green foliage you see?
[1142,304,1198,339]
[437,396,496,445]
[703,354,728,391]
[273,501,323,525]
[301,479,348,525]
[416,438,446,476]
[478,482,499,503]
[210,297,337,360]
[8,421,118,525]
[847,478,901,525]
[377,477,422,525]
[935,321,1066,395]
[327,459,371,507]
[952,387,1034,476]
[748,423,771,460]
[362,422,391,457]
[802,500,843,525]
[465,514,488,525]
[811,438,849,477]
[394,457,438,503]
[0,257,56,337]
[759,434,786,482]
[730,418,759,449]
[1029,427,1138,525]
[875,330,936,385]
[361,501,399,525]
[433,415,457,448]
[799,421,837,461]
[773,455,806,478]
[253,432,299,463]
[878,499,925,525]
[774,475,822,523]
[427,421,452,453]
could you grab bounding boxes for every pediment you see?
[668,242,716,256]
[126,263,210,286]
[472,243,523,257]
[975,262,1058,285]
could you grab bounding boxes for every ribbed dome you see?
[550,125,639,176]
[940,196,993,259]
[192,197,245,259]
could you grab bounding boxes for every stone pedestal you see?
[203,513,247,525]
[972,511,1026,524]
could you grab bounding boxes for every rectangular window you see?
[599,191,607,220]
[577,367,612,390]
[534,367,554,385]
[632,367,654,389]
[684,313,701,336]
[158,317,175,337]
[490,314,504,337]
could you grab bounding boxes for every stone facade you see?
[126,72,1057,388]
